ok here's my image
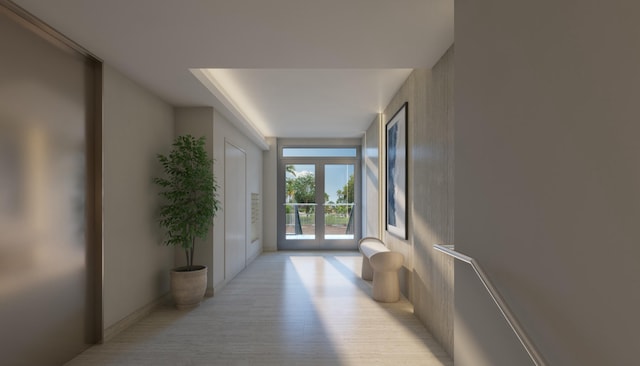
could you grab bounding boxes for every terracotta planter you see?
[170,265,207,310]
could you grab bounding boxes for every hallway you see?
[66,252,452,366]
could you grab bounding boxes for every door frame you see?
[276,138,362,250]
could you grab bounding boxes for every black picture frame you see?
[385,102,408,239]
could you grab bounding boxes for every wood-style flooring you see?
[66,252,453,366]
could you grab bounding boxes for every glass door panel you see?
[324,164,355,240]
[285,164,316,240]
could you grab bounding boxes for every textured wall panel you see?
[377,47,455,356]
[364,116,381,237]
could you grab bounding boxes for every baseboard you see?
[213,279,227,295]
[398,265,412,300]
[205,286,214,297]
[247,247,262,264]
[103,293,171,343]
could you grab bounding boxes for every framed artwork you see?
[386,102,408,239]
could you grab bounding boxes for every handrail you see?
[434,244,548,366]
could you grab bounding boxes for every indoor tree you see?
[154,135,220,271]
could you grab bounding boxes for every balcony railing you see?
[284,203,355,239]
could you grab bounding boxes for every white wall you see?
[262,137,278,251]
[212,110,263,292]
[456,2,640,365]
[173,107,263,295]
[174,107,215,293]
[103,65,174,329]
[363,115,381,238]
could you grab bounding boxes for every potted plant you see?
[154,135,220,309]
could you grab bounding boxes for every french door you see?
[277,146,360,250]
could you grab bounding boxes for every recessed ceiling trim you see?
[191,69,269,151]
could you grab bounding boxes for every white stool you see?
[358,237,404,302]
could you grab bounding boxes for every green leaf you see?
[154,135,221,268]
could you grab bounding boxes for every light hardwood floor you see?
[67,252,453,366]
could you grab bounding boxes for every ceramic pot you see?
[170,265,207,310]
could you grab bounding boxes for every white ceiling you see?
[13,0,453,142]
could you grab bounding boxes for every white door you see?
[224,141,247,280]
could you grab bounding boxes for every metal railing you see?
[434,244,548,366]
[284,203,355,235]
